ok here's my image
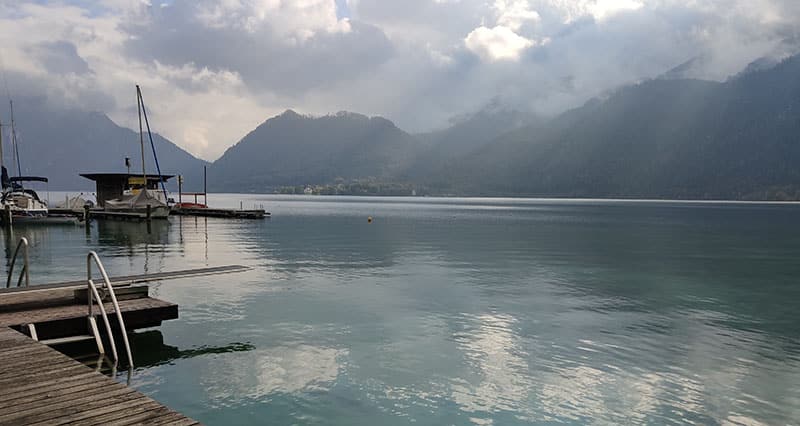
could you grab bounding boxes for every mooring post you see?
[84,204,90,223]
[4,204,11,227]
[146,204,151,222]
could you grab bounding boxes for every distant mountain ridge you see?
[7,52,800,199]
[209,110,425,192]
[430,53,800,199]
[3,96,208,191]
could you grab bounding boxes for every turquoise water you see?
[4,196,800,425]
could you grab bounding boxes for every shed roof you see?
[80,173,174,182]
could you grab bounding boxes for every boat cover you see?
[105,189,167,210]
[58,195,95,209]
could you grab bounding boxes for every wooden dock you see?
[171,207,269,219]
[0,282,177,347]
[0,261,250,425]
[0,327,200,425]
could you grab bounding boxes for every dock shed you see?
[81,173,174,207]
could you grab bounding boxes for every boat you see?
[101,85,172,219]
[104,185,171,218]
[0,171,48,222]
[0,102,78,225]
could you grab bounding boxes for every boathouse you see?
[80,173,174,207]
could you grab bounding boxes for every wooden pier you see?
[171,206,269,219]
[0,265,249,425]
[0,327,200,425]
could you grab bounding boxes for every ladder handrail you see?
[87,278,119,362]
[87,251,134,368]
[6,237,29,288]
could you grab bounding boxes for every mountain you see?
[430,53,800,199]
[209,110,424,192]
[405,105,541,180]
[418,105,538,156]
[2,97,208,191]
[7,52,800,199]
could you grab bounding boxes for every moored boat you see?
[99,85,173,219]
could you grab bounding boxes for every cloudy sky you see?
[0,0,797,160]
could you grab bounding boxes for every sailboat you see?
[103,86,171,219]
[0,100,52,224]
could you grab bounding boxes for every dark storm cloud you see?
[122,1,393,96]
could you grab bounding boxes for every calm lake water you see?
[4,195,800,425]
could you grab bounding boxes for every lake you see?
[4,195,800,425]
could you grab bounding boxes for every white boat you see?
[0,101,77,225]
[104,187,170,218]
[1,174,48,221]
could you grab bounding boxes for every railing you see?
[87,251,134,368]
[6,237,29,288]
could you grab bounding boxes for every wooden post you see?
[178,175,183,205]
[4,204,10,227]
[84,204,90,223]
[146,204,151,222]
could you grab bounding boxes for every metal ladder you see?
[5,237,29,288]
[25,251,134,368]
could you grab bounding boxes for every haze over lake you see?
[5,195,799,425]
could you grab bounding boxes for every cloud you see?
[465,26,536,61]
[0,0,797,160]
[31,41,92,76]
[495,0,541,31]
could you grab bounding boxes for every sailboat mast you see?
[137,86,169,200]
[137,85,146,182]
[9,100,20,177]
[0,119,4,169]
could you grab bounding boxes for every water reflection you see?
[95,219,171,248]
[2,196,800,425]
[451,313,532,425]
[201,344,345,406]
[128,330,254,369]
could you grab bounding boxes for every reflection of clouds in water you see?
[537,364,706,423]
[443,306,798,425]
[451,313,533,424]
[532,311,795,424]
[202,344,345,406]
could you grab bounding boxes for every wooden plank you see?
[0,264,250,295]
[0,354,77,378]
[0,328,200,425]
[0,385,139,424]
[73,400,167,426]
[0,378,123,417]
[0,364,89,388]
[146,414,201,426]
[52,397,157,426]
[0,342,54,357]
[0,376,112,410]
[0,370,98,399]
[0,297,177,327]
[29,394,154,425]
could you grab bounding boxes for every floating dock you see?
[171,206,268,219]
[0,264,250,425]
[0,327,200,425]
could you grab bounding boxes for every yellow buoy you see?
[367,216,373,223]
